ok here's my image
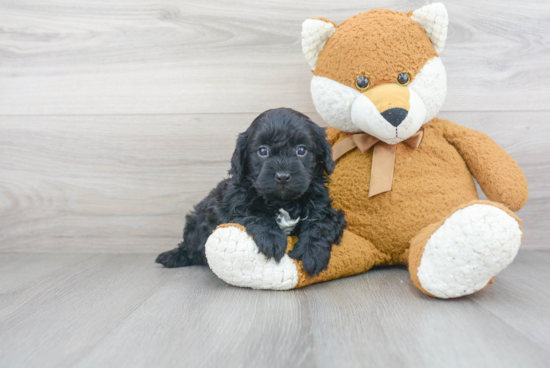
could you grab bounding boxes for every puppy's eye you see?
[258,146,269,157]
[397,73,410,86]
[296,146,307,156]
[356,76,370,91]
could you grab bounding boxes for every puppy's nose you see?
[275,172,291,184]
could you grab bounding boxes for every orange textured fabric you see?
[317,118,528,286]
[328,118,481,263]
[313,9,438,90]
[217,223,248,234]
[292,230,389,288]
[443,122,529,211]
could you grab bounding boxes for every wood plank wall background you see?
[1,0,549,253]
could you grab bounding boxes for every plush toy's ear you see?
[411,3,449,54]
[229,130,250,182]
[302,18,337,70]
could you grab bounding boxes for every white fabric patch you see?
[397,88,426,139]
[312,77,429,144]
[275,209,300,236]
[311,76,362,133]
[409,57,447,124]
[302,19,336,70]
[417,204,522,299]
[411,3,449,53]
[205,226,299,290]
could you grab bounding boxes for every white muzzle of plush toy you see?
[351,83,426,145]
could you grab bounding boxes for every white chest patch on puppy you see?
[275,209,300,236]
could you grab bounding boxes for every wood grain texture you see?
[0,251,549,367]
[0,114,249,253]
[0,254,173,367]
[77,267,315,368]
[0,254,96,319]
[304,264,550,368]
[0,0,549,115]
[0,111,548,253]
[470,251,550,353]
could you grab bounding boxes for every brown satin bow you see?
[331,129,424,197]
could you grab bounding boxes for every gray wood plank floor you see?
[1,250,549,368]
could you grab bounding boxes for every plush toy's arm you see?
[443,120,528,211]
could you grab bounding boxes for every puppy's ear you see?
[312,124,335,175]
[229,130,250,181]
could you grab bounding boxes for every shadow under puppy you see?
[156,108,347,276]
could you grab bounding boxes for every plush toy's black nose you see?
[275,172,291,184]
[381,108,408,127]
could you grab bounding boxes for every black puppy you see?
[155,108,346,276]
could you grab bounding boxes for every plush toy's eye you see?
[258,146,269,157]
[397,73,410,86]
[355,76,370,90]
[296,146,307,156]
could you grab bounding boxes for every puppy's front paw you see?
[289,240,331,277]
[247,225,288,262]
[155,248,182,268]
[302,248,331,277]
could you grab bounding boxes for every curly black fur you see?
[155,108,347,277]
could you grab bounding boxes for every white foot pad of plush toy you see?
[417,204,522,299]
[205,226,299,290]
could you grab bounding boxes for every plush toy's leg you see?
[294,228,389,288]
[205,224,388,290]
[408,200,523,299]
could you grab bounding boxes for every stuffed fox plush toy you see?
[204,3,529,298]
